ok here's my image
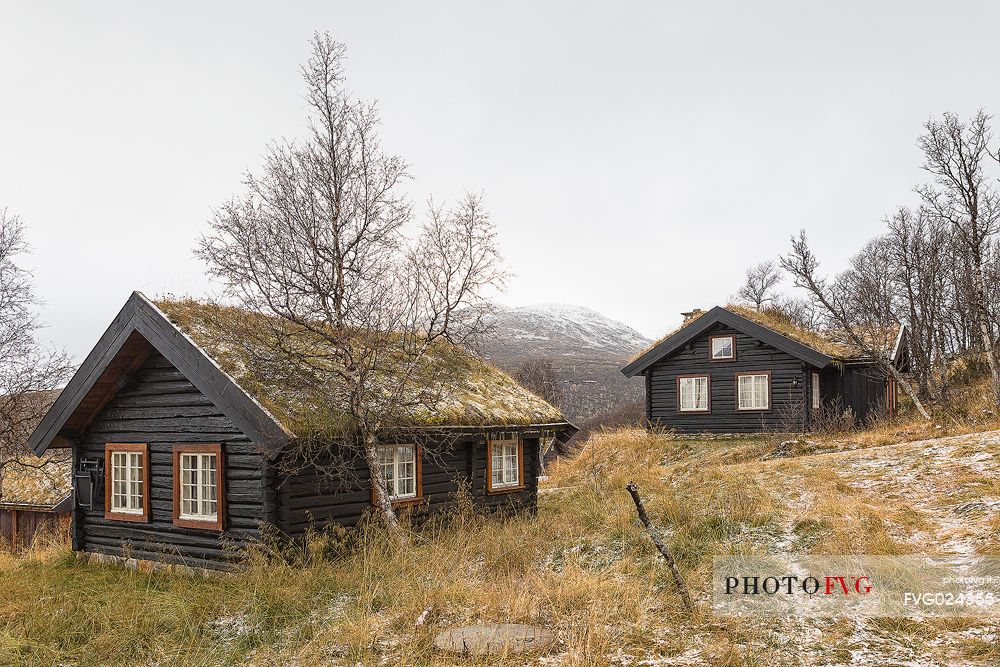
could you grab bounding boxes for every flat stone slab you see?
[432,623,555,655]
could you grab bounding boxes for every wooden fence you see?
[0,506,70,550]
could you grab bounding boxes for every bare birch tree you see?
[514,359,563,407]
[196,34,506,539]
[0,209,72,503]
[737,260,782,311]
[916,111,1000,406]
[780,230,931,420]
[884,207,952,400]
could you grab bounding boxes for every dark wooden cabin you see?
[621,306,908,434]
[29,293,575,570]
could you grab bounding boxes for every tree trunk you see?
[975,267,1000,407]
[363,433,404,545]
[887,364,931,420]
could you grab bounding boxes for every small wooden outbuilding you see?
[0,457,71,549]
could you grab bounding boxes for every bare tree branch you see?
[780,230,931,420]
[196,34,507,540]
[0,208,73,503]
[737,260,782,311]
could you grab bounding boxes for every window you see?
[811,372,821,410]
[737,373,770,411]
[172,444,223,529]
[710,335,735,360]
[105,443,149,523]
[488,433,523,493]
[375,444,420,502]
[678,376,710,412]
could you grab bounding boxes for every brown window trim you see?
[104,442,150,524]
[735,371,773,412]
[486,437,525,495]
[676,374,711,413]
[172,443,225,531]
[708,334,736,362]
[370,444,423,508]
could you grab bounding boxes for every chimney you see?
[681,308,705,324]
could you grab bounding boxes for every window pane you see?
[110,450,145,514]
[492,446,504,485]
[738,375,768,409]
[491,440,519,487]
[680,377,708,411]
[178,451,219,520]
[379,445,417,500]
[712,337,733,358]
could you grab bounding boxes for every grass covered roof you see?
[154,299,566,436]
[723,305,860,358]
[630,304,881,364]
[1,454,70,507]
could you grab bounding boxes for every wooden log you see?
[625,481,692,612]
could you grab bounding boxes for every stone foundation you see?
[75,550,225,576]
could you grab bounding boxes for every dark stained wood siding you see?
[75,352,274,569]
[838,364,889,424]
[645,324,808,433]
[70,350,543,564]
[276,437,539,535]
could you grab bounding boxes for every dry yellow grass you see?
[1,427,999,666]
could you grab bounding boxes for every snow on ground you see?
[609,430,1000,667]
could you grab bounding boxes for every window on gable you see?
[376,444,419,501]
[710,335,735,360]
[488,433,523,492]
[678,376,710,412]
[173,444,224,529]
[105,443,149,523]
[737,373,770,410]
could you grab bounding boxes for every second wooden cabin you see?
[621,306,908,433]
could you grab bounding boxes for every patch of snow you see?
[205,613,255,646]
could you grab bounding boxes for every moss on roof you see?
[630,304,874,364]
[724,305,860,358]
[1,454,70,507]
[153,299,566,436]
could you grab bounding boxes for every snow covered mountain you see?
[482,304,651,362]
[477,304,651,424]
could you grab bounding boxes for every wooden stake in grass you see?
[625,481,693,612]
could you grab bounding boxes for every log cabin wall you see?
[276,436,539,535]
[645,324,808,433]
[75,351,274,569]
[838,364,889,424]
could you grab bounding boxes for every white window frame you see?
[678,376,710,412]
[377,444,418,501]
[710,335,735,360]
[811,372,821,410]
[179,452,219,522]
[737,373,770,411]
[110,450,145,515]
[489,433,521,491]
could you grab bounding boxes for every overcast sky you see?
[2,1,999,359]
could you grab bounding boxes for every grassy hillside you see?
[2,427,1000,665]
